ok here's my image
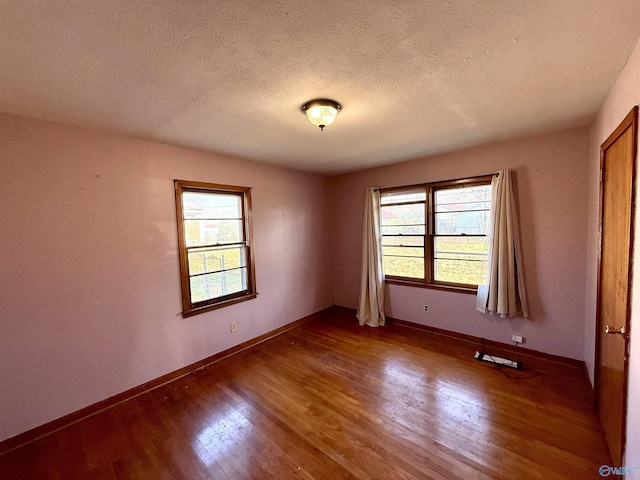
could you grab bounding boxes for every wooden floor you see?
[0,307,611,479]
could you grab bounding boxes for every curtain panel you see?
[357,187,386,327]
[476,169,529,318]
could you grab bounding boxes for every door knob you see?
[605,324,626,335]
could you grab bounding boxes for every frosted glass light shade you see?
[301,99,341,131]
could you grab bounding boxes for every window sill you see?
[385,278,478,295]
[183,292,258,318]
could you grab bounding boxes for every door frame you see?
[594,106,638,462]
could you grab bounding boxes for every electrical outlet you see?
[424,305,429,312]
[230,322,237,333]
[512,334,523,344]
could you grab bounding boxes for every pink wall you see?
[0,113,334,442]
[587,39,640,468]
[331,127,590,360]
[4,42,639,453]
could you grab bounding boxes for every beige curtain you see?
[357,187,385,327]
[476,169,529,317]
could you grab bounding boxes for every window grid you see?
[380,176,492,291]
[175,180,257,317]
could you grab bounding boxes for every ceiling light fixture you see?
[301,99,341,131]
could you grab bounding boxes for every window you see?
[174,180,256,316]
[380,176,492,291]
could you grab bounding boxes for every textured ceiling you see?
[1,1,639,175]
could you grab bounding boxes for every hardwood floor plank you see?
[0,307,610,479]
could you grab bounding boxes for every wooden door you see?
[596,106,637,465]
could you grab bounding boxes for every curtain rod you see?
[373,172,498,191]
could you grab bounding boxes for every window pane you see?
[434,185,491,213]
[182,192,242,219]
[433,236,488,285]
[381,204,425,226]
[381,189,426,205]
[184,219,243,246]
[437,200,491,212]
[434,184,491,235]
[383,256,424,279]
[382,246,423,258]
[434,236,489,259]
[190,268,247,303]
[435,211,490,234]
[434,259,487,285]
[188,246,246,275]
[382,235,424,247]
[381,225,426,235]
